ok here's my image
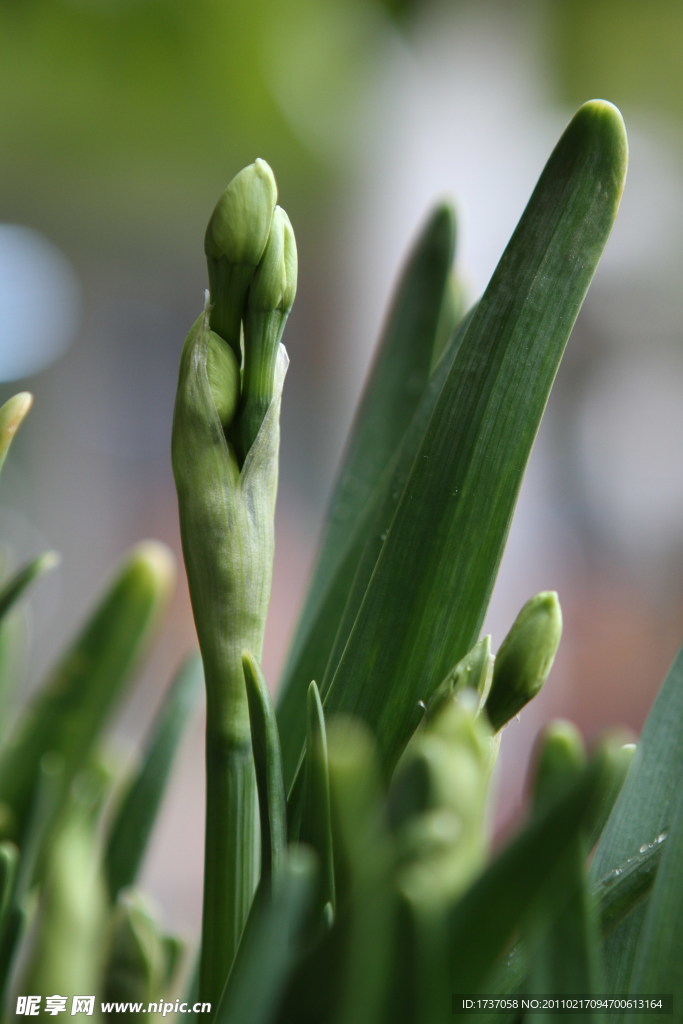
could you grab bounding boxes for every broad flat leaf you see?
[594,838,663,936]
[282,308,472,793]
[320,101,627,778]
[277,206,457,779]
[104,651,202,899]
[590,646,683,993]
[627,783,683,1011]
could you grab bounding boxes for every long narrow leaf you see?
[243,652,287,893]
[215,847,317,1024]
[627,783,683,1010]
[300,681,335,915]
[277,207,457,778]
[590,646,683,992]
[0,393,32,478]
[0,551,59,624]
[0,542,175,845]
[447,738,627,1001]
[282,305,474,793]
[321,101,627,778]
[104,651,202,900]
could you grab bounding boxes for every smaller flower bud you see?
[485,591,562,731]
[235,207,297,460]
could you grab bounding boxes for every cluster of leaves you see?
[0,397,200,1018]
[0,99,680,1024]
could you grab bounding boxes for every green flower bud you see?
[205,159,277,265]
[390,695,493,907]
[205,329,240,430]
[204,159,278,358]
[235,206,297,460]
[485,591,563,731]
[532,720,585,815]
[248,206,298,313]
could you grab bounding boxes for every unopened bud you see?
[205,159,277,267]
[485,591,562,731]
[236,207,298,459]
[248,206,298,313]
[204,159,278,358]
[205,329,240,430]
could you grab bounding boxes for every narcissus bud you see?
[205,158,277,266]
[236,207,297,459]
[485,591,562,731]
[205,330,240,430]
[204,159,278,358]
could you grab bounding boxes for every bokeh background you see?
[1,0,682,932]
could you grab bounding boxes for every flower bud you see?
[204,159,278,358]
[205,159,277,267]
[205,330,240,430]
[485,591,562,731]
[236,207,297,460]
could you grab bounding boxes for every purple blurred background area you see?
[1,0,682,933]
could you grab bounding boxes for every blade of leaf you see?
[526,724,604,1016]
[277,206,456,775]
[215,846,317,1024]
[320,101,627,778]
[0,541,175,846]
[589,646,683,993]
[243,652,287,894]
[104,651,203,900]
[594,838,664,936]
[299,681,335,915]
[0,393,32,479]
[626,782,683,1011]
[447,737,626,997]
[0,551,59,624]
[282,304,475,792]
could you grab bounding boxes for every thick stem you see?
[201,724,257,1009]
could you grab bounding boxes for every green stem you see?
[202,723,257,1008]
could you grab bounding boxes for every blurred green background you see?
[1,0,682,928]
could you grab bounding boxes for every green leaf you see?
[215,846,317,1024]
[526,724,603,1016]
[299,681,335,916]
[243,652,287,894]
[594,836,664,936]
[325,719,395,1024]
[284,307,474,797]
[446,737,626,997]
[277,205,457,780]
[0,393,32,479]
[590,646,683,993]
[104,891,168,1012]
[319,101,627,778]
[0,542,175,846]
[0,551,59,624]
[627,784,683,1008]
[19,795,108,1004]
[104,652,202,900]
